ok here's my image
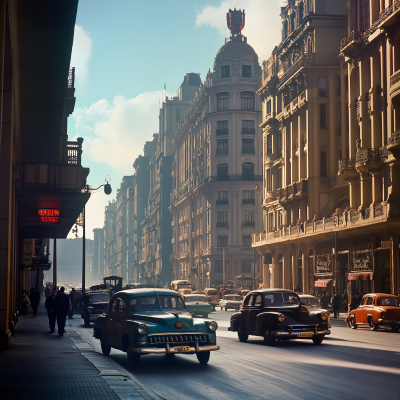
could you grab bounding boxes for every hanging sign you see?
[38,209,60,223]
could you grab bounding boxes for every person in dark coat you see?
[45,289,57,332]
[54,287,70,336]
[68,288,77,319]
[349,292,362,311]
[332,292,341,318]
[30,287,40,317]
[320,291,330,309]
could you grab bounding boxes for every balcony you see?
[355,148,380,166]
[387,130,400,159]
[216,148,228,155]
[216,199,229,205]
[242,198,255,205]
[390,69,400,101]
[242,148,255,154]
[340,30,363,53]
[216,129,229,136]
[216,222,229,228]
[338,158,356,177]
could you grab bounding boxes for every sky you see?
[69,0,283,239]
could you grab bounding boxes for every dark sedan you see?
[229,289,330,345]
[81,292,110,327]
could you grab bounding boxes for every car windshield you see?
[129,295,186,312]
[301,297,320,307]
[378,297,399,306]
[178,284,192,289]
[207,290,218,295]
[264,292,300,306]
[184,296,207,303]
[86,294,109,303]
[226,295,242,301]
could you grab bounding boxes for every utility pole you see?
[223,247,225,287]
[53,238,57,290]
[82,206,86,297]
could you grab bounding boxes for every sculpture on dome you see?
[226,8,245,36]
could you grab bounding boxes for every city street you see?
[67,309,400,400]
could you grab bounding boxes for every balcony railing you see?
[338,159,355,174]
[242,221,255,227]
[66,138,83,165]
[216,148,229,155]
[242,148,255,154]
[242,198,255,205]
[340,30,363,51]
[211,174,263,182]
[216,222,229,228]
[216,129,229,136]
[216,199,229,205]
[388,130,400,146]
[355,148,380,165]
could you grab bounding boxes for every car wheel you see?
[84,318,90,327]
[349,316,357,329]
[196,351,210,364]
[238,326,248,342]
[391,325,400,333]
[312,336,324,345]
[127,349,141,365]
[264,328,275,346]
[368,316,378,331]
[100,336,111,356]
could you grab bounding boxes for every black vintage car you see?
[81,291,110,327]
[229,289,330,345]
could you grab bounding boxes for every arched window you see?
[217,164,229,181]
[241,91,255,110]
[290,13,296,32]
[298,3,304,22]
[242,162,254,181]
[217,92,229,112]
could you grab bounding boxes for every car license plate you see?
[297,332,313,337]
[174,346,190,353]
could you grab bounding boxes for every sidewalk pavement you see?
[0,300,165,400]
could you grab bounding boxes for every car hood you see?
[128,311,198,332]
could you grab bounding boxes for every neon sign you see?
[38,209,60,223]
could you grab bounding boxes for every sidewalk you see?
[0,300,164,400]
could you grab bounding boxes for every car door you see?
[357,296,369,324]
[112,297,126,350]
[248,294,263,334]
[241,294,254,333]
[107,298,119,348]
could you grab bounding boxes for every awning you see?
[348,272,375,281]
[314,279,332,287]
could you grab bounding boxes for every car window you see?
[111,299,119,312]
[91,294,110,303]
[264,294,275,306]
[184,296,207,302]
[254,295,262,307]
[130,296,159,312]
[118,299,126,313]
[282,292,300,305]
[159,296,186,310]
[361,297,368,305]
[378,297,399,306]
[244,295,253,306]
[367,297,375,306]
[300,297,320,307]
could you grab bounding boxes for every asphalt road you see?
[68,310,400,400]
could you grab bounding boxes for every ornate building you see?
[170,10,263,289]
[93,228,105,283]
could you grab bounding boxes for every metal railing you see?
[66,138,83,165]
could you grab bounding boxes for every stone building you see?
[140,74,201,286]
[170,11,263,289]
[103,200,117,277]
[93,228,105,283]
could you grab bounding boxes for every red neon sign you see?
[38,209,60,223]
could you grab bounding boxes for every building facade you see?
[93,228,105,283]
[170,16,263,290]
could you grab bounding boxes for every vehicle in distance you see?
[347,293,400,332]
[220,294,243,311]
[93,289,220,365]
[298,294,327,312]
[170,280,193,296]
[204,288,219,311]
[183,294,212,318]
[81,291,110,327]
[229,289,330,345]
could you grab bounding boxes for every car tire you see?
[312,336,324,345]
[100,337,111,356]
[349,316,357,329]
[127,349,141,365]
[263,328,275,346]
[238,326,248,342]
[84,317,90,327]
[368,316,378,331]
[391,325,400,333]
[196,351,210,364]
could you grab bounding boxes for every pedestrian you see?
[294,284,300,293]
[45,286,51,298]
[320,291,329,309]
[54,287,70,336]
[30,287,40,317]
[68,288,77,319]
[341,290,348,311]
[349,292,362,311]
[45,289,57,332]
[332,292,341,318]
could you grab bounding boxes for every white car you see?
[219,294,243,311]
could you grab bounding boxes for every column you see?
[348,64,357,159]
[302,252,309,293]
[283,248,292,289]
[262,261,270,289]
[312,100,320,217]
[341,68,348,159]
[298,112,304,180]
[329,70,337,176]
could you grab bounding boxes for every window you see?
[242,235,252,247]
[217,191,229,205]
[298,3,303,21]
[254,295,262,306]
[277,168,282,189]
[242,190,255,204]
[176,109,180,123]
[215,261,223,273]
[217,164,229,181]
[243,211,254,226]
[267,100,272,115]
[367,297,375,305]
[217,120,228,135]
[242,162,254,180]
[320,104,327,129]
[267,169,272,192]
[242,65,252,78]
[217,93,229,111]
[360,0,370,31]
[217,212,228,227]
[268,213,274,230]
[290,13,296,32]
[241,92,255,110]
[242,139,255,154]
[283,20,288,40]
[242,120,255,134]
[241,260,252,273]
[111,299,119,312]
[319,77,327,97]
[277,132,282,158]
[217,139,228,155]
[221,66,230,78]
[267,135,273,155]
[320,151,327,177]
[218,236,228,247]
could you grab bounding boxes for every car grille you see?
[147,334,208,347]
[287,324,319,332]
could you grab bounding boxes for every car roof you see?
[184,294,206,297]
[248,289,295,294]
[112,289,179,298]
[363,293,398,298]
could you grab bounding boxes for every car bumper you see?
[377,319,400,324]
[131,341,220,354]
[272,329,331,338]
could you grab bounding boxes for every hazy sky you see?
[69,0,283,239]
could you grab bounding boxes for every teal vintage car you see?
[93,289,219,365]
[183,294,212,318]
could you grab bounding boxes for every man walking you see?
[349,292,362,311]
[45,289,57,332]
[320,291,329,310]
[332,292,341,318]
[54,287,70,336]
[68,288,77,319]
[30,287,40,317]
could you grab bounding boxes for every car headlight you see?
[137,324,147,334]
[277,313,285,322]
[207,321,218,332]
[320,312,329,321]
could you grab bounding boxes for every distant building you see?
[93,228,104,283]
[170,11,263,289]
[104,200,117,276]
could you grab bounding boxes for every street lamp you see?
[75,176,112,297]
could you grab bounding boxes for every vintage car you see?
[93,289,219,365]
[298,294,327,313]
[203,288,219,311]
[81,291,110,327]
[229,289,331,345]
[220,294,243,311]
[347,293,400,332]
[170,280,193,296]
[183,294,212,318]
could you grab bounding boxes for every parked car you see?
[347,293,400,332]
[183,294,212,318]
[93,289,220,365]
[219,294,243,311]
[229,289,331,345]
[298,294,327,312]
[81,291,110,327]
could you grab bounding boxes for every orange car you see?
[347,293,400,332]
